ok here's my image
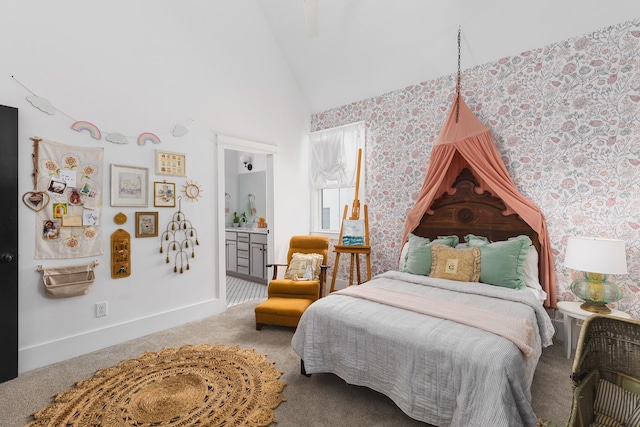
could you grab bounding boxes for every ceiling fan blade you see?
[304,0,319,38]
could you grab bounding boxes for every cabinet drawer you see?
[237,266,249,275]
[237,257,249,267]
[225,231,236,240]
[237,232,250,242]
[250,233,268,244]
[237,241,249,251]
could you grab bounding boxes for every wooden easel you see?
[329,149,371,293]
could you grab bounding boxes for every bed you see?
[291,168,556,427]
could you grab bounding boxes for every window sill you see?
[310,230,340,240]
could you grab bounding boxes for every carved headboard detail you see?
[411,168,541,254]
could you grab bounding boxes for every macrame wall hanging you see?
[159,197,200,273]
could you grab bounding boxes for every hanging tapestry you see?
[35,139,104,259]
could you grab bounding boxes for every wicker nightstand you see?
[557,300,631,359]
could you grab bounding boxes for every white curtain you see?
[310,122,364,188]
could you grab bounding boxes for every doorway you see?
[0,105,19,383]
[216,135,277,307]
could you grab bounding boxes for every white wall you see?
[0,1,311,372]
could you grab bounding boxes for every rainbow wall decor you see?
[137,132,161,146]
[71,121,102,140]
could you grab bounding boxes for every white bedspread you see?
[291,271,555,427]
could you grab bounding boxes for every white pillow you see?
[399,242,409,271]
[523,246,542,290]
[523,246,547,302]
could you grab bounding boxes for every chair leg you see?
[256,323,263,331]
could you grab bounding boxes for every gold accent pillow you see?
[429,244,481,282]
[284,253,324,281]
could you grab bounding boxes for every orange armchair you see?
[254,235,330,330]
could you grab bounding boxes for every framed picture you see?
[135,211,158,237]
[110,164,149,207]
[155,150,186,177]
[154,181,176,207]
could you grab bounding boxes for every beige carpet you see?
[25,344,285,426]
[2,299,573,427]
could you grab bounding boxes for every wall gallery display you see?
[135,211,158,238]
[154,181,176,207]
[155,150,186,177]
[110,164,149,207]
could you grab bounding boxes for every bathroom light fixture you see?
[240,155,253,171]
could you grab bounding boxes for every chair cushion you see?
[287,236,329,264]
[255,297,313,316]
[255,297,314,328]
[593,378,640,426]
[284,253,324,281]
[268,279,320,300]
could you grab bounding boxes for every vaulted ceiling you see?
[257,0,640,113]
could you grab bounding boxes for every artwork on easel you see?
[330,148,372,293]
[342,220,365,246]
[337,147,369,247]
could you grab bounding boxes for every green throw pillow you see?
[401,233,459,276]
[467,235,532,290]
[464,234,490,245]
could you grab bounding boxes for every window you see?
[310,122,365,234]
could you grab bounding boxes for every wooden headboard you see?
[412,168,541,254]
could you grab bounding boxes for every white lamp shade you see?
[564,236,628,275]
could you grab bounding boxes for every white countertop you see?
[225,227,268,234]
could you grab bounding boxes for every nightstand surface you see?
[557,300,631,359]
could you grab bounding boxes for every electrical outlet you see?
[96,301,108,317]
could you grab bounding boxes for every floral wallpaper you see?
[312,18,640,318]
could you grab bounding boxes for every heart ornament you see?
[22,191,50,212]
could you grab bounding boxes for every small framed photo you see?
[42,219,60,240]
[135,211,158,238]
[154,181,176,207]
[47,177,67,195]
[111,164,149,207]
[80,182,93,195]
[53,203,67,218]
[155,150,186,177]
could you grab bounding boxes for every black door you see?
[0,105,18,382]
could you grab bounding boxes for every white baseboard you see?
[19,298,225,373]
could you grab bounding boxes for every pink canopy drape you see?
[403,97,556,308]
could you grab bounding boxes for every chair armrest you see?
[319,265,331,298]
[267,263,289,280]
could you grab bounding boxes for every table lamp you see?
[564,236,627,314]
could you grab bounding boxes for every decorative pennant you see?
[106,132,129,145]
[14,76,193,146]
[172,124,188,137]
[137,132,161,146]
[27,95,55,115]
[71,121,102,140]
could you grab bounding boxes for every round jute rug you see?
[26,343,286,426]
